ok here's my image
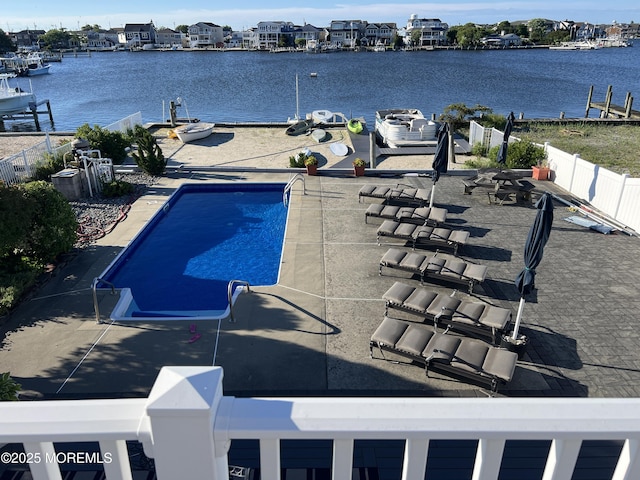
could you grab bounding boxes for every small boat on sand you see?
[286,118,314,136]
[311,128,327,143]
[173,122,215,143]
[330,142,349,156]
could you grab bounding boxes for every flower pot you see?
[306,164,317,176]
[354,165,365,177]
[532,166,549,180]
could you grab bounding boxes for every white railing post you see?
[144,366,230,480]
[542,439,582,480]
[472,438,505,480]
[23,442,62,480]
[613,438,640,480]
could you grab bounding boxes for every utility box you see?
[51,168,86,200]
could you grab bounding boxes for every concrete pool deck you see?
[2,128,640,399]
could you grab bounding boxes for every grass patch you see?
[512,123,640,177]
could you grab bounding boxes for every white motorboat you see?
[0,73,36,115]
[375,108,438,148]
[173,122,215,143]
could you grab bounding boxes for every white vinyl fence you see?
[0,112,142,187]
[469,120,640,234]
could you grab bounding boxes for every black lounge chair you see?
[364,204,448,226]
[379,248,488,293]
[382,281,512,344]
[358,184,431,207]
[376,220,470,255]
[369,316,518,392]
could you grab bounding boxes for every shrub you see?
[304,155,318,166]
[75,124,131,164]
[439,103,493,130]
[21,181,77,263]
[0,372,21,401]
[31,152,67,181]
[131,127,166,176]
[289,151,308,168]
[471,142,488,157]
[0,184,35,258]
[102,179,135,198]
[505,140,546,169]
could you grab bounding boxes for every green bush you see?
[21,181,77,263]
[0,185,34,258]
[505,140,546,169]
[0,372,21,401]
[102,179,135,198]
[131,126,166,176]
[289,151,308,168]
[31,152,66,181]
[75,124,131,164]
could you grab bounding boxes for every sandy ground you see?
[0,126,471,170]
[0,133,75,160]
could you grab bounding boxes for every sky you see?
[3,1,640,32]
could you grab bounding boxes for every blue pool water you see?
[100,183,288,319]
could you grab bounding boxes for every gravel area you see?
[70,172,157,248]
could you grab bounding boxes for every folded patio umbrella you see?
[429,122,450,207]
[496,112,515,165]
[512,192,554,340]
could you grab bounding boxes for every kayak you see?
[347,119,363,134]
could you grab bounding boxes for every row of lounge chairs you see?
[360,183,518,392]
[379,248,487,293]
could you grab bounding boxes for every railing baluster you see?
[23,441,62,480]
[260,439,281,480]
[100,439,133,480]
[402,438,429,480]
[332,439,353,480]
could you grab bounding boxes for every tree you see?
[410,29,422,47]
[0,29,15,53]
[38,29,71,50]
[528,18,548,44]
[439,103,493,130]
[81,24,101,31]
[175,25,189,34]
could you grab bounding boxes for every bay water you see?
[16,47,640,132]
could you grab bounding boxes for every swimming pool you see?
[99,183,289,320]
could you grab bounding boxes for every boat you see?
[347,119,363,134]
[24,55,51,76]
[311,128,327,143]
[374,108,438,148]
[0,73,36,115]
[549,40,602,51]
[172,122,215,143]
[329,142,349,156]
[285,118,314,136]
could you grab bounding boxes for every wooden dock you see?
[0,99,55,131]
[586,85,640,119]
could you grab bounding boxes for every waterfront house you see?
[405,14,449,46]
[364,23,397,46]
[155,28,185,49]
[9,29,45,50]
[188,22,224,49]
[84,29,121,51]
[481,33,523,47]
[121,23,157,49]
[328,20,366,48]
[292,23,324,49]
[256,21,296,49]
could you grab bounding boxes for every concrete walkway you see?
[2,128,640,400]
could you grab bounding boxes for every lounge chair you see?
[369,316,518,391]
[376,220,470,255]
[379,248,487,293]
[358,184,431,207]
[382,281,512,344]
[364,204,448,226]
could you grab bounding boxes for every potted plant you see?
[353,157,366,176]
[304,155,318,175]
[532,158,550,181]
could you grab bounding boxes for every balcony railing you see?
[1,366,640,480]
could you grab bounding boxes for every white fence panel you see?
[616,178,640,234]
[545,145,576,191]
[469,121,485,146]
[104,112,142,133]
[586,167,626,219]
